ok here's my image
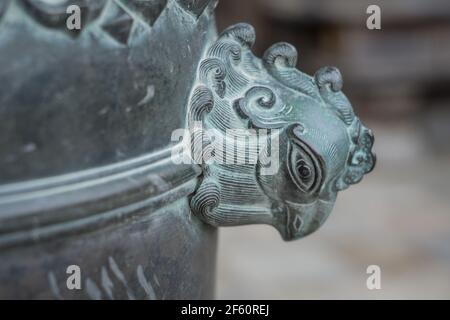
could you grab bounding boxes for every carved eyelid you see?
[288,137,325,195]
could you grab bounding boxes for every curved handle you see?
[187,23,376,241]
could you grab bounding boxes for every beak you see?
[276,199,336,241]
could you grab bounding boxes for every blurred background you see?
[215,0,450,299]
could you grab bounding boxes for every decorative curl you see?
[190,178,221,223]
[235,86,288,128]
[199,58,227,98]
[240,86,276,111]
[314,66,343,92]
[188,86,214,164]
[220,22,255,48]
[188,86,214,123]
[335,127,376,191]
[263,42,298,69]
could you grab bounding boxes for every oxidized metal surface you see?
[0,0,218,299]
[0,145,217,299]
[0,198,217,299]
[188,23,375,240]
[0,0,216,183]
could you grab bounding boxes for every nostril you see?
[360,131,374,149]
[357,155,365,164]
[351,150,366,165]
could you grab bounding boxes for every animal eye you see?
[288,142,323,194]
[296,160,312,181]
[292,156,315,191]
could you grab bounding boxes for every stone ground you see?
[216,122,450,299]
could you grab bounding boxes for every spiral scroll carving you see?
[190,178,221,225]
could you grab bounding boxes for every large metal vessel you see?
[0,0,374,299]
